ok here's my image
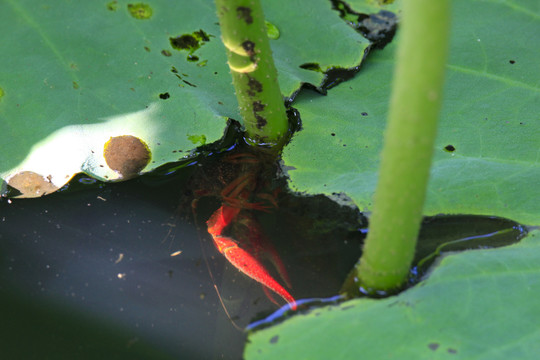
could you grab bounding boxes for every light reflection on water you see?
[246,295,344,331]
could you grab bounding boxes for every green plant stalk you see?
[215,0,288,146]
[354,0,451,292]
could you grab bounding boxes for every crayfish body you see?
[192,150,297,310]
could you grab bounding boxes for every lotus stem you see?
[350,0,451,293]
[215,0,288,147]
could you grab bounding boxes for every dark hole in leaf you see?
[269,335,279,344]
[444,144,456,152]
[161,50,172,57]
[170,35,199,51]
[299,63,322,72]
[193,29,210,42]
[331,133,336,136]
[428,343,440,351]
[321,66,359,92]
[361,112,368,116]
[509,60,515,64]
[159,92,170,100]
[182,80,197,87]
[412,215,527,279]
[169,30,212,63]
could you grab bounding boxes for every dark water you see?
[1,169,228,359]
[0,153,366,359]
[0,152,526,359]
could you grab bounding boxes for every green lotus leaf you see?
[0,0,368,197]
[283,0,540,225]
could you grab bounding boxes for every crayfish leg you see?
[207,205,241,237]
